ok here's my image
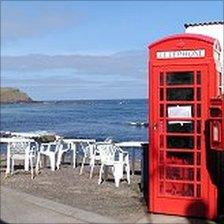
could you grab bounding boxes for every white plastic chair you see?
[97,143,131,187]
[9,141,38,179]
[79,142,100,178]
[56,141,72,170]
[37,142,62,171]
[89,137,113,178]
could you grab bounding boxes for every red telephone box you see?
[148,33,222,219]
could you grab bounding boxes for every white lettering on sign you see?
[156,49,205,59]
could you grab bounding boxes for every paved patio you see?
[1,186,215,224]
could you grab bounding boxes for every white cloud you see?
[2,50,147,78]
[1,4,84,41]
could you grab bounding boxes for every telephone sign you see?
[156,49,205,59]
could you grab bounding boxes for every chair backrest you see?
[104,137,113,143]
[97,143,116,165]
[10,142,30,156]
[80,142,95,157]
[56,139,71,151]
[61,141,72,151]
[40,142,60,153]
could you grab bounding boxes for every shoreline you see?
[0,98,147,105]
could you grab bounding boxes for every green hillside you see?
[0,87,33,103]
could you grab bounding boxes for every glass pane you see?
[197,104,201,117]
[167,88,194,101]
[167,121,194,133]
[165,182,194,197]
[210,108,222,117]
[167,136,194,149]
[160,89,164,101]
[166,72,194,85]
[165,167,194,181]
[166,152,194,165]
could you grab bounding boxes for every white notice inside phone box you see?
[168,105,192,118]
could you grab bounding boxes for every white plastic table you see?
[0,137,35,175]
[63,139,96,168]
[115,141,147,175]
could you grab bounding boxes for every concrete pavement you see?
[0,186,117,223]
[1,186,216,224]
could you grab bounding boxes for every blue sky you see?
[1,1,223,100]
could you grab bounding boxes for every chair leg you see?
[126,164,131,184]
[89,157,95,179]
[30,156,34,179]
[49,155,56,171]
[56,151,63,170]
[98,164,104,185]
[79,156,86,175]
[113,164,123,187]
[11,158,14,175]
[39,154,43,168]
[6,144,11,176]
[115,176,120,187]
[35,152,41,175]
[104,166,108,181]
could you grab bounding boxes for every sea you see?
[0,99,148,144]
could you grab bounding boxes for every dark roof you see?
[184,21,224,28]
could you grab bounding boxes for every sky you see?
[1,1,223,100]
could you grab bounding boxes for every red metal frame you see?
[148,34,220,219]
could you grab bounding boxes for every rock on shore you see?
[0,87,33,104]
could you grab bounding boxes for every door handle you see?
[153,123,158,130]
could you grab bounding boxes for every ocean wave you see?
[127,121,148,127]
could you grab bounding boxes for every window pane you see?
[167,88,194,101]
[165,167,194,181]
[160,89,164,101]
[166,72,194,85]
[210,108,222,117]
[167,121,194,133]
[167,136,194,149]
[165,182,194,197]
[166,152,194,165]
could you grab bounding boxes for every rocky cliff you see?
[0,87,33,103]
